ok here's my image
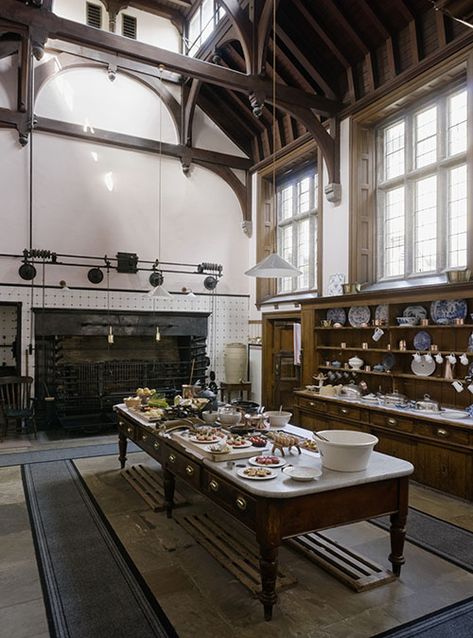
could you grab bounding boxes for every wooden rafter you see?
[0,0,340,115]
[218,0,253,73]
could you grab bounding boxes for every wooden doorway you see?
[262,312,301,412]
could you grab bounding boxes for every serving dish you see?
[348,306,371,327]
[396,317,418,326]
[263,411,292,427]
[236,467,277,480]
[413,330,432,351]
[249,455,286,468]
[403,305,428,320]
[430,299,467,325]
[375,304,389,324]
[316,430,378,472]
[282,466,322,482]
[327,308,346,325]
[411,358,436,377]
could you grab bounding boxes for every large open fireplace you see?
[34,309,209,430]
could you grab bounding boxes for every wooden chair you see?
[0,376,37,440]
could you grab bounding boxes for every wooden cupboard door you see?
[374,433,416,466]
[416,443,472,500]
[298,412,331,431]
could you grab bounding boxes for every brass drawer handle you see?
[209,479,219,492]
[185,465,194,476]
[236,497,247,511]
[119,421,124,426]
[437,428,448,437]
[340,408,348,415]
[387,418,397,426]
[153,441,160,450]
[127,427,133,435]
[168,453,176,464]
[310,402,315,407]
[141,434,148,442]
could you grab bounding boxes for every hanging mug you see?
[372,327,384,342]
[452,380,464,393]
[434,353,444,364]
[460,353,469,365]
[424,353,433,364]
[447,353,457,365]
[412,352,422,363]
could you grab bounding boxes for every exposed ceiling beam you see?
[0,0,341,115]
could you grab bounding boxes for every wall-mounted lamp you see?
[87,268,104,284]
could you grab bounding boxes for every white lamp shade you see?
[245,253,302,278]
[147,285,172,298]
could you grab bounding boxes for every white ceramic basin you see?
[316,430,378,472]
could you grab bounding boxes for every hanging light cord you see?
[272,0,276,199]
[428,0,473,29]
[158,65,164,264]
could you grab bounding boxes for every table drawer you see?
[203,471,256,527]
[297,396,326,412]
[415,423,470,446]
[327,403,361,421]
[164,447,201,488]
[370,412,414,433]
[117,419,135,439]
[136,428,163,461]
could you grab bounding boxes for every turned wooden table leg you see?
[258,544,279,621]
[118,431,128,469]
[389,477,409,576]
[163,468,175,519]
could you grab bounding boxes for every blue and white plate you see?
[382,353,396,370]
[327,308,346,325]
[430,299,467,325]
[375,304,389,323]
[403,305,428,321]
[413,330,432,351]
[348,306,371,327]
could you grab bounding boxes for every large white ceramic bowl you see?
[217,411,242,425]
[263,411,292,427]
[316,430,378,472]
[201,411,219,424]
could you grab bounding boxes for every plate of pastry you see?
[248,455,286,468]
[237,467,277,480]
[227,436,252,448]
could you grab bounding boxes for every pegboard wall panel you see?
[0,304,17,367]
[0,286,249,387]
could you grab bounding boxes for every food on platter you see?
[208,442,231,454]
[140,408,165,421]
[124,396,141,409]
[248,435,267,447]
[192,428,222,442]
[301,439,318,451]
[243,467,272,478]
[227,435,251,447]
[136,387,156,397]
[147,395,169,409]
[255,455,280,465]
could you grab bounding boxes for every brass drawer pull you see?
[153,441,160,450]
[209,479,219,492]
[141,434,148,442]
[119,421,124,426]
[387,418,397,426]
[340,408,348,415]
[437,428,448,437]
[236,497,247,511]
[310,402,315,407]
[185,465,195,476]
[168,453,176,464]
[127,427,133,435]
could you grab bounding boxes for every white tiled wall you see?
[0,285,249,389]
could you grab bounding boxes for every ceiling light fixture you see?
[244,1,302,280]
[148,65,172,298]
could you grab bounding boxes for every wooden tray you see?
[171,430,268,462]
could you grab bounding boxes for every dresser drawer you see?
[415,423,470,446]
[370,412,414,433]
[164,447,201,488]
[327,403,361,421]
[203,471,256,527]
[296,396,327,413]
[117,419,135,439]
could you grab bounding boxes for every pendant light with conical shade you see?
[245,1,302,281]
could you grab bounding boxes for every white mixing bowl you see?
[263,411,292,427]
[316,430,378,472]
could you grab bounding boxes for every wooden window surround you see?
[255,139,323,307]
[349,47,473,287]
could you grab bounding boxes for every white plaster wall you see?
[116,8,181,53]
[0,55,17,110]
[322,117,350,294]
[193,107,247,158]
[53,0,85,22]
[53,0,181,53]
[36,67,177,142]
